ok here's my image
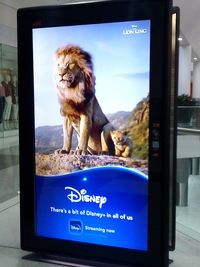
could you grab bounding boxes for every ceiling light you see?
[193,57,198,61]
[178,37,183,41]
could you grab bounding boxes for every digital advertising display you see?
[18,1,172,266]
[33,20,150,252]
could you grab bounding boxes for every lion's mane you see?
[55,45,95,97]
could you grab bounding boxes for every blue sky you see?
[33,20,150,127]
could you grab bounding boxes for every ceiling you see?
[0,0,199,58]
[0,0,95,9]
[174,0,200,59]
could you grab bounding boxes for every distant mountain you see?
[35,125,63,152]
[107,111,131,129]
[35,111,131,152]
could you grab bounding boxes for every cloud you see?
[95,41,117,55]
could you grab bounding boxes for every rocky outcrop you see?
[126,96,149,159]
[36,153,148,176]
[128,96,149,127]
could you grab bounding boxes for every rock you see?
[36,153,148,176]
[126,96,149,159]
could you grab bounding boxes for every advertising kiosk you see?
[18,0,173,266]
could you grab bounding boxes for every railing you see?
[178,127,200,135]
[177,105,200,129]
[177,127,200,206]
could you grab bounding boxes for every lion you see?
[54,44,114,155]
[110,130,133,158]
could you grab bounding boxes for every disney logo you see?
[64,187,107,209]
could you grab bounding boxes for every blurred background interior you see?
[0,0,200,266]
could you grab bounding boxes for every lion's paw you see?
[54,148,70,155]
[74,147,88,156]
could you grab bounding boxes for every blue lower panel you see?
[35,166,148,251]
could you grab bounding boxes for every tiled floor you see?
[1,137,200,266]
[0,141,19,203]
[0,239,199,267]
[0,199,200,267]
[176,174,200,241]
[0,193,200,266]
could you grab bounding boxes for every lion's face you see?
[55,54,81,88]
[54,45,95,102]
[110,130,128,146]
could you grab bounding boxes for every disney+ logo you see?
[69,220,82,234]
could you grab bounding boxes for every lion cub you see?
[110,130,133,158]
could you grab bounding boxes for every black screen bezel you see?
[18,1,171,266]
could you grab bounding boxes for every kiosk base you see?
[23,253,135,267]
[23,253,173,267]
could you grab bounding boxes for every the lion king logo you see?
[123,24,147,35]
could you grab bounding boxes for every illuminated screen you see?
[33,20,150,252]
